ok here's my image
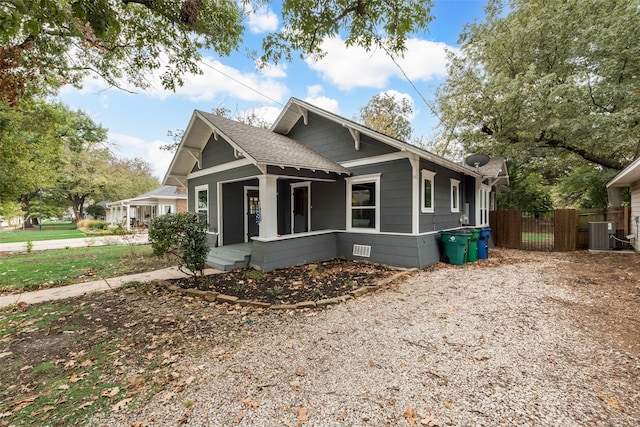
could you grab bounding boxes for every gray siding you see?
[201,135,237,169]
[419,160,467,232]
[188,164,261,233]
[311,181,346,230]
[286,113,397,163]
[251,233,338,272]
[349,159,412,233]
[249,231,444,272]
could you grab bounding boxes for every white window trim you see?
[421,170,436,213]
[450,178,460,213]
[195,184,209,224]
[346,173,381,233]
[478,184,490,226]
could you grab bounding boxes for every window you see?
[195,184,209,223]
[346,174,380,232]
[421,170,436,213]
[450,179,460,213]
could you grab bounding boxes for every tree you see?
[435,0,640,205]
[2,0,434,102]
[358,92,414,141]
[0,100,67,204]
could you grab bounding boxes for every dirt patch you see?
[168,258,396,304]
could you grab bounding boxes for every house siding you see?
[632,182,640,251]
[200,134,237,169]
[349,159,412,233]
[419,160,467,232]
[251,231,442,272]
[286,113,397,163]
[188,164,261,233]
[311,181,346,230]
[251,233,338,272]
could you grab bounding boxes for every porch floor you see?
[206,242,253,271]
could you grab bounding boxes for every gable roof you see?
[607,157,640,188]
[163,110,349,186]
[271,98,482,179]
[106,186,185,207]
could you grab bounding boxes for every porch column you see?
[258,174,278,239]
[409,153,420,234]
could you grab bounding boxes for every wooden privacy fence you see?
[489,207,629,252]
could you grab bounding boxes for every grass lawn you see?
[0,301,135,426]
[0,245,175,294]
[522,232,554,242]
[0,222,86,244]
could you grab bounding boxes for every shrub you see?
[148,212,210,276]
[78,219,110,233]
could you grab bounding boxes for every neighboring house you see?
[163,98,509,271]
[106,185,187,230]
[607,157,640,251]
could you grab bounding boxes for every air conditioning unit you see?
[588,221,615,250]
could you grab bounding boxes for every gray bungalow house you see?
[163,98,508,271]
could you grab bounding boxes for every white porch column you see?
[258,174,278,239]
[409,153,420,234]
[125,204,131,231]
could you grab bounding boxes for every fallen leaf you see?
[69,372,81,383]
[0,351,12,359]
[290,380,301,391]
[12,395,39,412]
[297,406,309,426]
[0,412,13,418]
[79,359,94,367]
[404,406,416,426]
[78,400,93,409]
[444,401,452,409]
[294,369,307,377]
[242,398,259,409]
[58,384,69,390]
[101,387,120,398]
[112,398,132,412]
[233,411,245,423]
[598,394,621,409]
[162,392,175,402]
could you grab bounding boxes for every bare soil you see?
[168,258,395,304]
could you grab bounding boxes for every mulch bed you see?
[167,258,395,304]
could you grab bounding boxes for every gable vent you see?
[352,244,371,258]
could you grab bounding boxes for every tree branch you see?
[538,133,625,170]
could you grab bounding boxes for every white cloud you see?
[238,106,282,127]
[247,6,279,33]
[258,62,287,79]
[109,132,171,180]
[306,37,454,90]
[302,85,340,114]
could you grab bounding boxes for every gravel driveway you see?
[97,249,639,426]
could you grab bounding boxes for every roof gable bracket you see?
[170,175,187,188]
[185,148,202,169]
[295,105,308,125]
[343,124,360,151]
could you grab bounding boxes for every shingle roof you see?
[197,111,350,175]
[133,186,186,200]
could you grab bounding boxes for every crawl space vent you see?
[352,244,371,258]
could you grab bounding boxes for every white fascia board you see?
[607,157,640,188]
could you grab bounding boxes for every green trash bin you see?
[467,229,480,262]
[440,231,469,266]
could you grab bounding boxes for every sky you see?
[58,0,489,182]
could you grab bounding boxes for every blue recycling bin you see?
[477,227,491,259]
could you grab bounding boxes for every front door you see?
[291,182,310,233]
[245,187,260,242]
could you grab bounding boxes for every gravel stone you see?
[94,250,640,427]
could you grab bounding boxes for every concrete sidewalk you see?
[0,233,149,253]
[0,266,220,308]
